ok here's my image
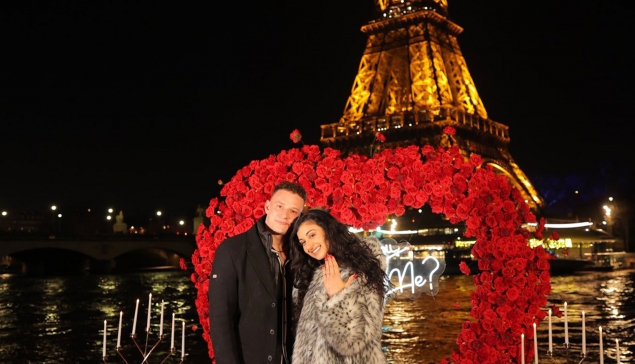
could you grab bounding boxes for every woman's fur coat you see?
[292,237,387,364]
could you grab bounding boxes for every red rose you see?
[502,267,515,278]
[534,217,545,239]
[374,131,386,142]
[506,287,520,301]
[443,126,456,135]
[470,154,483,167]
[536,259,550,271]
[459,261,471,275]
[490,259,503,271]
[289,129,302,144]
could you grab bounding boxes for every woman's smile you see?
[297,221,329,261]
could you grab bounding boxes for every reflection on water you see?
[0,271,210,364]
[0,270,633,363]
[382,270,635,363]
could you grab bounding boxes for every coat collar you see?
[246,224,276,298]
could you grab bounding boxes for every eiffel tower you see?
[320,0,543,211]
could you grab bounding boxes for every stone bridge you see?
[0,235,197,274]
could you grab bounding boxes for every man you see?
[209,181,307,364]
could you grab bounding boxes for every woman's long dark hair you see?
[290,209,389,308]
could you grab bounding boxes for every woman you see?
[290,209,389,364]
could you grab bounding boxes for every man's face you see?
[264,189,305,235]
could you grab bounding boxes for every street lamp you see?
[51,205,57,211]
[1,211,6,216]
[157,211,162,216]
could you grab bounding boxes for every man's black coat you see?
[209,223,292,364]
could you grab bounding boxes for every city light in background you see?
[0,200,199,236]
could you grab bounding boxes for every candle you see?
[616,339,620,364]
[564,302,569,346]
[599,326,604,364]
[103,320,107,358]
[159,300,164,336]
[533,323,538,364]
[581,311,586,355]
[132,298,139,335]
[548,309,553,353]
[146,293,152,332]
[171,313,175,349]
[521,334,525,364]
[117,311,123,349]
[181,320,186,359]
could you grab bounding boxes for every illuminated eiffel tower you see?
[320,0,543,211]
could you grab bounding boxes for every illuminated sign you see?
[380,238,446,299]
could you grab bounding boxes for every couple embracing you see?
[209,181,389,364]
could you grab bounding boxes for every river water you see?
[0,269,633,363]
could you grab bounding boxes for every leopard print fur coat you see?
[292,237,387,364]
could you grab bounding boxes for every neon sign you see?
[380,238,446,299]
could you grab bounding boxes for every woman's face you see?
[296,220,330,261]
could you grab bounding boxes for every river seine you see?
[0,269,633,363]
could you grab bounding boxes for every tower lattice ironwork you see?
[320,0,543,210]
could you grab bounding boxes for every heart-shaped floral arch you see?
[188,128,551,363]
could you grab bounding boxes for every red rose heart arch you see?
[188,128,551,363]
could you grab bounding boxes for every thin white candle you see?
[533,323,538,364]
[103,320,107,358]
[581,311,586,355]
[548,309,553,353]
[171,313,175,349]
[564,302,569,345]
[599,326,604,364]
[159,300,164,336]
[117,311,123,349]
[146,293,152,332]
[521,334,525,364]
[616,339,620,364]
[181,321,185,359]
[132,298,139,335]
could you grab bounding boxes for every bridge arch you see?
[1,237,195,274]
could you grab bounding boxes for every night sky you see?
[2,1,633,221]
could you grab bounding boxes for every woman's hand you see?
[322,254,356,298]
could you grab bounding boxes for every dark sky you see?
[2,1,633,220]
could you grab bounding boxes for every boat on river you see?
[580,251,635,272]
